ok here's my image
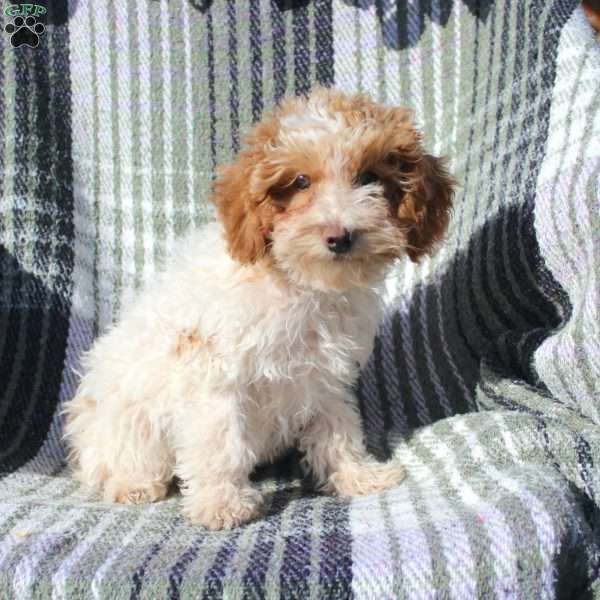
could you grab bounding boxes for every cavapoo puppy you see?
[64,88,454,530]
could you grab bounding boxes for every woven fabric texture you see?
[0,0,599,597]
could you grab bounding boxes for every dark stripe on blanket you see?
[279,496,314,598]
[201,530,243,599]
[2,256,44,468]
[372,335,393,452]
[576,435,595,502]
[240,486,298,600]
[521,199,571,324]
[411,290,446,425]
[535,418,565,478]
[131,519,183,600]
[0,257,28,465]
[355,378,366,432]
[228,0,240,154]
[394,0,410,53]
[277,469,317,596]
[270,0,287,103]
[515,328,549,386]
[390,311,422,430]
[249,0,263,122]
[207,11,217,173]
[357,356,389,457]
[292,2,310,96]
[318,498,353,598]
[439,273,480,412]
[427,276,474,416]
[167,535,206,600]
[90,6,100,338]
[313,0,333,86]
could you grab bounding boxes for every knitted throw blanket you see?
[1,0,599,597]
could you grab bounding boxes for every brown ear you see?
[212,116,279,263]
[211,120,279,264]
[398,154,455,262]
[211,156,270,264]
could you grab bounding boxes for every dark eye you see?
[293,174,311,190]
[357,171,380,186]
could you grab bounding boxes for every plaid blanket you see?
[1,0,599,597]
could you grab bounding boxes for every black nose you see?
[326,229,353,255]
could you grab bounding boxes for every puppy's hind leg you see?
[102,411,174,505]
[66,398,173,505]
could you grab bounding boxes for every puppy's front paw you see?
[182,485,262,530]
[326,460,406,497]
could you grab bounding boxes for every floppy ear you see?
[211,122,279,264]
[397,154,455,262]
[212,156,270,264]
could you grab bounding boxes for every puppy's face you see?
[213,88,454,291]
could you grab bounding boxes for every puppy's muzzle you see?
[323,226,354,255]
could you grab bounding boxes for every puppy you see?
[64,88,454,530]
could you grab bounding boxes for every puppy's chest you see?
[250,297,370,383]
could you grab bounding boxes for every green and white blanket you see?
[1,0,599,597]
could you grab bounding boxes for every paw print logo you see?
[4,15,45,48]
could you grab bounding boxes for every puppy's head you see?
[213,88,454,291]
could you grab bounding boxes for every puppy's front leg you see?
[174,400,262,530]
[299,392,405,497]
